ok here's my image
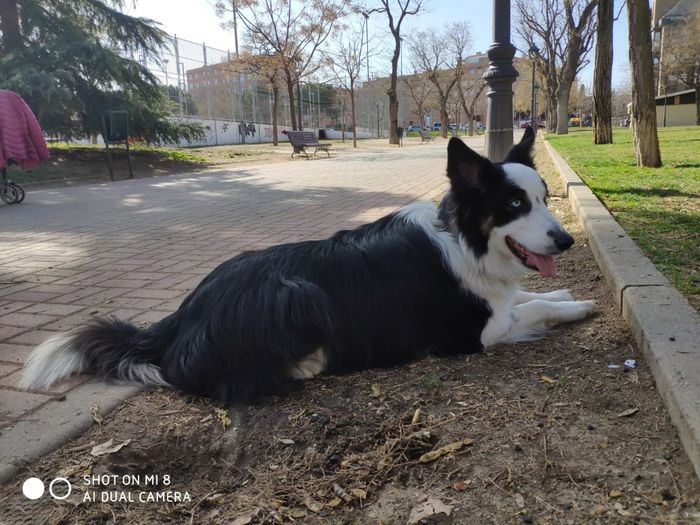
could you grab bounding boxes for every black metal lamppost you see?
[483,0,518,161]
[529,44,539,133]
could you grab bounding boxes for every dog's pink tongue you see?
[526,252,557,278]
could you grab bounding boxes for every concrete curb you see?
[544,140,700,479]
[0,382,141,484]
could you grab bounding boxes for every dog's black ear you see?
[502,126,535,168]
[446,137,488,193]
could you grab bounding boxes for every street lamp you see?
[483,0,518,161]
[528,43,539,133]
[362,10,371,135]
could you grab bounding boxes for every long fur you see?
[22,127,595,404]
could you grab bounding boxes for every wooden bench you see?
[419,129,434,143]
[286,131,332,159]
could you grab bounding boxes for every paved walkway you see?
[0,139,469,463]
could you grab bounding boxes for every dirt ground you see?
[1,143,700,525]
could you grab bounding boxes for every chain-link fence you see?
[143,35,495,146]
[141,34,389,145]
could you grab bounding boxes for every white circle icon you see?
[22,477,45,500]
[49,477,72,500]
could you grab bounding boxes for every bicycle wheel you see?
[0,184,18,204]
[10,183,25,203]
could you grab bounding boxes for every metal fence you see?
[140,35,389,144]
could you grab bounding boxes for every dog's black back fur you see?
[136,214,488,402]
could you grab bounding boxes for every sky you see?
[127,0,632,89]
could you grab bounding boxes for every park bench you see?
[419,129,434,143]
[286,131,333,159]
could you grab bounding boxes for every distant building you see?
[656,88,697,127]
[651,0,700,96]
[186,59,256,121]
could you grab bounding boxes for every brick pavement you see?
[0,139,478,436]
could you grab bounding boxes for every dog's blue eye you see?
[509,199,522,208]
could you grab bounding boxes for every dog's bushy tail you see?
[21,317,173,390]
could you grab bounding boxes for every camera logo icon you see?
[22,477,72,500]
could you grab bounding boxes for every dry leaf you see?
[277,437,295,445]
[407,497,453,524]
[288,509,307,519]
[326,497,342,508]
[90,438,131,457]
[303,495,323,513]
[609,489,624,498]
[616,408,639,418]
[411,408,422,425]
[370,383,381,398]
[351,488,367,500]
[90,402,103,425]
[540,374,556,384]
[418,438,474,463]
[215,407,231,428]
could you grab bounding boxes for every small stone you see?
[513,443,523,452]
[587,424,595,431]
[522,516,534,524]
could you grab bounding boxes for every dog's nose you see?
[548,229,574,251]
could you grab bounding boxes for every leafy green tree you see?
[0,0,203,143]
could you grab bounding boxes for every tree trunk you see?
[627,0,662,167]
[593,0,613,144]
[468,115,475,136]
[350,83,357,148]
[272,84,279,146]
[284,71,298,131]
[440,103,448,139]
[0,1,22,53]
[696,85,700,126]
[387,34,401,145]
[555,87,571,134]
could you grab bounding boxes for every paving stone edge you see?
[544,139,700,479]
[0,382,141,484]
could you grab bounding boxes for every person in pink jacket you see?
[0,89,50,171]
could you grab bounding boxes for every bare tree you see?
[457,78,486,136]
[515,0,597,134]
[235,48,284,145]
[409,22,471,138]
[216,0,350,130]
[364,0,425,144]
[593,0,613,143]
[327,23,367,147]
[402,73,436,129]
[627,0,661,166]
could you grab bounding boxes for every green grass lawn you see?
[547,127,699,309]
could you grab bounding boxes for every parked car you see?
[407,124,422,132]
[432,122,442,131]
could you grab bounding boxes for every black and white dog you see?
[22,128,595,403]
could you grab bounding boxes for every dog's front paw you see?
[572,299,597,319]
[552,299,597,324]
